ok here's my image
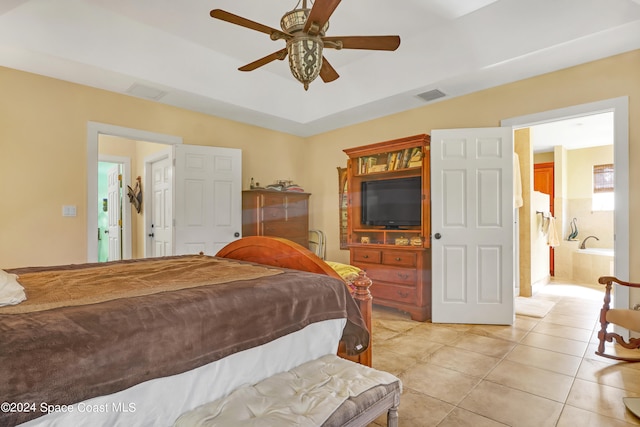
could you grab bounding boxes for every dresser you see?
[242,190,310,248]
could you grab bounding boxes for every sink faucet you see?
[580,235,599,249]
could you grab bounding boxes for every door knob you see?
[234,232,240,237]
[434,233,441,239]
[148,233,154,238]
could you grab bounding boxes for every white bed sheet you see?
[18,318,346,427]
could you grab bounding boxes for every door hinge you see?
[118,219,122,227]
[118,174,122,181]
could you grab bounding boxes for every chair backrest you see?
[308,230,326,259]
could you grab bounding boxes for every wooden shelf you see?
[343,134,432,321]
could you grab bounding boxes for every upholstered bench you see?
[173,354,402,427]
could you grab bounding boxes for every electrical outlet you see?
[62,205,77,217]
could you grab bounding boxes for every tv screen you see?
[361,176,421,227]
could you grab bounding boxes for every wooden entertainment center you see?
[344,134,431,321]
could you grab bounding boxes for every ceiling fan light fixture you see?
[280,8,328,35]
[287,36,323,90]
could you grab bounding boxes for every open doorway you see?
[530,112,614,287]
[503,96,629,337]
[86,122,183,262]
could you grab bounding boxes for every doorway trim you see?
[87,122,183,262]
[98,155,132,260]
[502,96,630,319]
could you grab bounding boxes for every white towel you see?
[0,269,26,307]
[513,153,523,208]
[547,217,560,247]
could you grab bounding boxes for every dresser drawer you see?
[371,282,417,304]
[262,206,286,221]
[382,251,417,267]
[263,221,307,237]
[356,263,417,286]
[352,248,381,264]
[261,193,286,207]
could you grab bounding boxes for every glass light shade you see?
[280,9,329,35]
[287,36,323,90]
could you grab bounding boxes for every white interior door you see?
[106,165,122,261]
[174,145,242,256]
[150,155,173,257]
[431,127,514,324]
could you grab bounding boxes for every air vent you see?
[126,83,167,101]
[416,89,446,102]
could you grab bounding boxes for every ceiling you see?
[530,112,614,154]
[1,0,639,137]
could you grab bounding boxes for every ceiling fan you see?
[210,0,401,90]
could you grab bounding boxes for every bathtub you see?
[577,248,614,256]
[573,247,614,285]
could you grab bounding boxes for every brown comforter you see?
[0,255,369,425]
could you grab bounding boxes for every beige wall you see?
[308,50,640,274]
[0,67,306,268]
[1,50,638,279]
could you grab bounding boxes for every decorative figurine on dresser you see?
[344,134,431,321]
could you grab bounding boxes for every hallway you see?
[370,279,640,426]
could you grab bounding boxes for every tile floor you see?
[369,278,640,426]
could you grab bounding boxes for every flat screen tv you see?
[361,176,421,228]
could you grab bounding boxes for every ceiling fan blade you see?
[303,0,341,35]
[323,35,401,51]
[319,57,339,83]
[238,49,288,72]
[210,9,290,40]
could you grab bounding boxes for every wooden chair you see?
[596,276,640,362]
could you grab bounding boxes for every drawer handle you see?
[397,273,410,280]
[397,291,409,298]
[395,257,402,261]
[363,255,369,259]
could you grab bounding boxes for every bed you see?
[0,237,372,427]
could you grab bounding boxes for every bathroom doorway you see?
[503,97,629,326]
[530,113,614,285]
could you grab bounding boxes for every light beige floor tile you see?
[437,407,509,427]
[513,316,540,332]
[372,316,418,334]
[371,388,454,427]
[366,281,640,425]
[566,378,640,424]
[532,321,594,342]
[467,324,529,343]
[405,323,465,346]
[371,347,420,376]
[485,359,574,402]
[399,362,481,405]
[451,333,516,358]
[541,311,599,330]
[376,333,443,358]
[520,331,589,357]
[425,345,500,378]
[506,344,582,376]
[557,405,640,427]
[459,381,563,427]
[577,358,640,394]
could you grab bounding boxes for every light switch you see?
[62,205,77,217]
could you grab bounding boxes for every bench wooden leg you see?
[386,389,400,427]
[387,406,398,427]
